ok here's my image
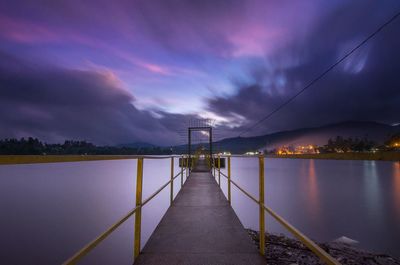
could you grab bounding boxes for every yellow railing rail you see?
[211,155,340,265]
[62,155,192,265]
[0,155,191,165]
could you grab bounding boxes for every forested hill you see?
[212,121,399,153]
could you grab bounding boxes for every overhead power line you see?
[238,9,400,137]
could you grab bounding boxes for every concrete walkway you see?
[134,159,266,265]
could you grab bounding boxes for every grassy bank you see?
[267,152,400,161]
[0,155,138,165]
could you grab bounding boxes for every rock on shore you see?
[247,229,400,265]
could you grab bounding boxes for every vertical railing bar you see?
[134,158,144,259]
[170,156,174,205]
[259,154,265,255]
[186,156,189,178]
[228,155,231,204]
[213,155,215,177]
[218,154,221,187]
[181,155,183,187]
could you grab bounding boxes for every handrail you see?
[62,205,140,265]
[0,154,190,165]
[138,155,185,159]
[211,156,340,265]
[220,171,259,204]
[142,170,182,207]
[217,154,261,158]
[262,204,340,265]
[62,156,190,265]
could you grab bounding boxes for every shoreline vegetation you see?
[0,155,139,165]
[267,152,400,161]
[247,229,400,265]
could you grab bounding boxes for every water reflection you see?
[306,159,320,219]
[1,158,400,262]
[393,162,400,221]
[363,161,382,219]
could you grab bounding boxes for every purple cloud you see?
[0,0,399,144]
[0,51,188,145]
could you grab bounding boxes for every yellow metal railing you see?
[62,155,193,265]
[211,154,340,265]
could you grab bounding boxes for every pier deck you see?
[134,160,266,265]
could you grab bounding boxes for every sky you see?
[0,0,400,145]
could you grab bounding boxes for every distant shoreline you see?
[0,155,139,165]
[1,152,400,165]
[266,152,400,161]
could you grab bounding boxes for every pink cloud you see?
[136,61,172,75]
[135,60,204,77]
[0,16,183,78]
[111,49,203,77]
[227,25,285,57]
[0,15,59,43]
[0,15,101,46]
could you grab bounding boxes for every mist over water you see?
[0,158,399,264]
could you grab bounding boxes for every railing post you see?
[258,154,265,255]
[186,156,189,177]
[134,158,144,259]
[218,154,221,187]
[170,156,174,205]
[180,155,183,187]
[228,155,231,204]
[213,156,215,177]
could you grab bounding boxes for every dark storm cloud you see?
[0,51,184,145]
[207,1,400,136]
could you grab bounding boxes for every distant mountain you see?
[213,121,400,154]
[120,121,400,154]
[117,142,156,148]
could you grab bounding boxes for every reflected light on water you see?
[393,162,400,221]
[363,161,381,218]
[307,159,320,219]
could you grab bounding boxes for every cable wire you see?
[238,10,400,137]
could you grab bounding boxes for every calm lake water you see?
[0,158,399,264]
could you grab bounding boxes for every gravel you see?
[247,229,400,265]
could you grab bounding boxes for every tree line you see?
[319,132,400,153]
[320,136,376,153]
[0,138,173,155]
